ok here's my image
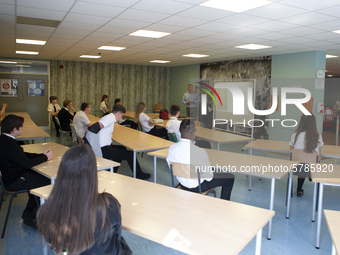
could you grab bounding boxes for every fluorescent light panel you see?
[150,60,170,63]
[129,30,171,38]
[326,54,339,58]
[332,30,340,34]
[16,51,39,55]
[0,61,17,64]
[80,55,101,59]
[16,39,46,45]
[98,46,126,51]
[182,54,209,58]
[200,0,272,13]
[235,44,271,50]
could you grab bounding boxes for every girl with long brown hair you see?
[100,95,110,116]
[289,114,324,197]
[37,144,132,255]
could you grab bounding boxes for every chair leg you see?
[1,195,16,238]
[59,133,63,144]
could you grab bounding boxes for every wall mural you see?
[200,57,271,139]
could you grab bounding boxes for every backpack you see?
[159,109,168,120]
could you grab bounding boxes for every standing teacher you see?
[182,84,200,120]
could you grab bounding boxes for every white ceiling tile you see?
[227,27,269,37]
[0,13,14,23]
[254,32,295,41]
[176,28,217,37]
[159,15,207,27]
[249,20,300,32]
[71,2,125,17]
[194,22,238,32]
[166,33,199,41]
[117,9,170,23]
[216,14,269,27]
[97,26,135,35]
[0,3,14,15]
[143,24,186,33]
[58,21,103,31]
[78,0,139,8]
[245,3,308,19]
[105,19,151,29]
[131,0,193,14]
[317,5,340,18]
[16,24,56,33]
[17,6,66,20]
[304,32,340,41]
[17,0,75,12]
[0,0,14,4]
[280,27,325,36]
[278,0,340,11]
[281,12,337,26]
[63,13,111,25]
[177,5,234,20]
[310,20,340,32]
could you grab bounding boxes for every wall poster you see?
[1,79,18,96]
[27,80,45,96]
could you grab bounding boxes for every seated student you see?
[57,99,76,132]
[166,104,181,142]
[86,104,151,180]
[47,96,61,137]
[134,102,168,139]
[73,102,92,138]
[166,119,234,200]
[0,102,8,118]
[0,114,53,228]
[37,144,132,255]
[100,95,110,116]
[114,98,137,129]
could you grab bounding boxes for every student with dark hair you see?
[47,96,61,137]
[57,99,76,132]
[100,95,110,116]
[73,102,92,138]
[134,102,168,139]
[166,119,234,200]
[0,114,53,229]
[37,144,132,255]
[289,114,324,197]
[86,104,151,180]
[114,98,137,129]
[114,98,121,105]
[166,104,181,141]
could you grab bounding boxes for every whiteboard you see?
[214,81,255,123]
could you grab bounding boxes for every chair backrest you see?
[54,116,64,131]
[290,149,319,163]
[153,104,163,113]
[137,122,143,131]
[70,124,78,144]
[77,135,84,144]
[168,133,178,142]
[170,162,202,193]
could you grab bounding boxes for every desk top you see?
[148,147,297,179]
[31,171,274,255]
[87,113,100,123]
[311,164,340,185]
[324,209,340,254]
[112,124,174,152]
[22,142,120,180]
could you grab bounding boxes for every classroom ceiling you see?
[1,0,340,76]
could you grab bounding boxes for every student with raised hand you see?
[37,144,132,255]
[166,104,181,142]
[100,95,110,116]
[57,99,76,132]
[0,102,8,118]
[166,119,234,200]
[289,114,324,197]
[134,102,168,139]
[0,114,53,229]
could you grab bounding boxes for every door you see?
[0,74,48,126]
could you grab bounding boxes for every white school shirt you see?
[289,131,324,153]
[100,101,108,113]
[166,117,181,141]
[73,111,91,138]
[47,103,61,114]
[166,138,213,188]
[139,112,153,132]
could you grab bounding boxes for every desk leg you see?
[51,179,55,184]
[133,151,137,178]
[217,143,220,150]
[312,182,317,222]
[336,116,339,146]
[267,178,275,240]
[248,176,252,191]
[154,156,157,183]
[45,138,47,143]
[110,167,113,173]
[255,228,262,255]
[40,198,48,255]
[286,171,292,219]
[316,183,324,249]
[332,243,336,255]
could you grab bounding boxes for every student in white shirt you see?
[166,119,234,200]
[100,95,109,116]
[47,96,61,137]
[73,102,92,138]
[134,102,168,139]
[289,114,324,197]
[166,104,181,142]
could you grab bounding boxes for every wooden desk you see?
[148,148,298,240]
[3,112,50,142]
[324,209,340,255]
[112,124,174,178]
[311,166,340,249]
[31,171,275,255]
[22,142,120,184]
[87,113,100,123]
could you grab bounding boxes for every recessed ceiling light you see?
[150,60,171,63]
[0,61,17,64]
[200,0,272,13]
[80,55,101,59]
[98,46,126,51]
[129,30,171,38]
[16,39,46,45]
[182,54,209,58]
[235,44,272,50]
[16,51,39,55]
[327,75,334,77]
[326,54,339,58]
[332,30,340,34]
